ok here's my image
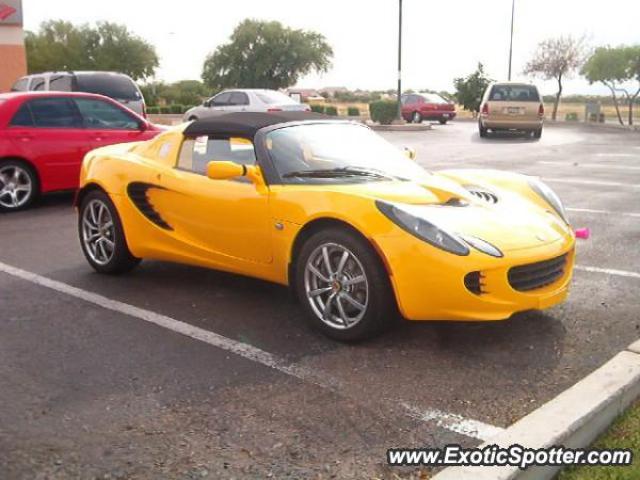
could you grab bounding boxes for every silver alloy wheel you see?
[82,199,115,266]
[412,111,421,123]
[0,165,32,209]
[304,242,369,330]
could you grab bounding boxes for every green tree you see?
[25,20,158,80]
[622,46,640,125]
[524,36,586,121]
[454,63,492,114]
[202,19,332,90]
[582,47,630,125]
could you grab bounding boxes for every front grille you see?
[508,254,568,292]
[464,271,485,295]
[466,186,498,204]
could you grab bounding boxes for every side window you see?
[24,98,81,128]
[229,92,249,106]
[73,98,140,130]
[177,136,256,176]
[30,77,46,91]
[49,75,73,92]
[11,78,28,92]
[10,103,34,126]
[211,92,232,106]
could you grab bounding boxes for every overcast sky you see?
[23,0,640,96]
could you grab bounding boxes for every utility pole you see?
[507,0,515,80]
[397,0,403,120]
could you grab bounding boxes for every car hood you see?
[286,172,570,252]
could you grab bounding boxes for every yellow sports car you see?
[77,112,575,341]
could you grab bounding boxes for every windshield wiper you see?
[283,166,395,180]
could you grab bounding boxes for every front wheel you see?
[295,228,397,341]
[412,111,423,124]
[0,160,39,212]
[79,190,140,274]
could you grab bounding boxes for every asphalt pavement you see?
[1,121,638,479]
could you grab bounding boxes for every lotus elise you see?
[77,112,575,341]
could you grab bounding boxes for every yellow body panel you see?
[79,125,576,322]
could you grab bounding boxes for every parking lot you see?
[1,120,639,479]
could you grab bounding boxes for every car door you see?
[71,97,151,149]
[208,92,233,112]
[5,97,86,191]
[152,135,272,264]
[225,92,250,112]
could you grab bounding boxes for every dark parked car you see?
[401,93,456,124]
[11,71,147,117]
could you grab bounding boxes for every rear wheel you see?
[0,160,39,212]
[295,228,397,342]
[412,111,423,124]
[533,127,542,139]
[79,190,140,274]
[478,121,488,138]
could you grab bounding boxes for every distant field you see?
[318,101,640,123]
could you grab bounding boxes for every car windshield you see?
[489,85,539,102]
[266,123,430,184]
[75,74,141,100]
[256,91,298,105]
[422,93,448,104]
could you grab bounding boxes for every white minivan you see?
[11,71,147,117]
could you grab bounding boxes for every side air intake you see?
[127,182,173,231]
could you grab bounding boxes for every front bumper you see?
[374,234,575,321]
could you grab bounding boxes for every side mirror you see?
[403,147,417,160]
[206,161,247,180]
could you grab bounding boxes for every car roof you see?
[0,91,115,101]
[183,111,331,139]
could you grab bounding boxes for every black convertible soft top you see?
[183,111,330,139]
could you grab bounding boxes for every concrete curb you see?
[432,345,640,480]
[369,124,432,132]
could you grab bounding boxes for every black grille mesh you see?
[508,253,568,292]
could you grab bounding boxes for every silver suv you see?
[11,71,146,117]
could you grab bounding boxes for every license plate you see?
[504,107,523,115]
[442,113,450,118]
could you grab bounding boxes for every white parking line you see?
[539,161,640,171]
[544,178,640,188]
[402,403,505,441]
[0,261,501,441]
[595,153,637,158]
[567,207,640,218]
[575,265,640,279]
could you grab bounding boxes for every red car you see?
[0,91,161,212]
[401,93,456,124]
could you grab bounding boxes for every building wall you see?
[0,25,26,92]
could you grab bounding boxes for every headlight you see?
[459,235,503,258]
[376,201,469,256]
[528,178,569,224]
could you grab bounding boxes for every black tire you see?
[533,127,542,139]
[0,159,39,212]
[478,121,488,138]
[78,189,140,274]
[295,227,397,342]
[439,118,448,125]
[412,111,423,124]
